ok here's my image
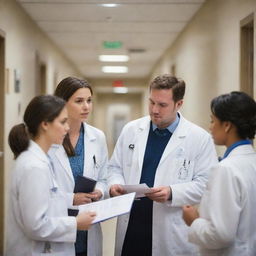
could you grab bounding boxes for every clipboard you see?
[74,175,97,193]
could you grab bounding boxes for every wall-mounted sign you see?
[103,41,122,49]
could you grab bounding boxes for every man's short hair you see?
[150,74,185,102]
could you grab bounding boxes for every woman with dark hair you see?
[6,95,96,256]
[183,91,256,255]
[48,77,108,256]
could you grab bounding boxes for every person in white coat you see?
[108,74,218,256]
[48,77,108,256]
[183,91,256,256]
[6,95,96,256]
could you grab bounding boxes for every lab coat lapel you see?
[54,146,74,182]
[137,117,151,173]
[83,123,95,177]
[29,140,49,164]
[159,115,188,165]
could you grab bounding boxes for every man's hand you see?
[145,186,171,203]
[109,184,126,197]
[182,205,199,226]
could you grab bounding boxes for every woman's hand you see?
[90,189,102,201]
[73,192,95,205]
[182,205,199,226]
[76,211,96,230]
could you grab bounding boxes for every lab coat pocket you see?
[48,188,68,217]
[38,240,68,256]
[125,145,135,167]
[92,164,100,180]
[40,251,64,255]
[40,252,64,255]
[175,158,194,182]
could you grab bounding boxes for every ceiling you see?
[16,0,205,79]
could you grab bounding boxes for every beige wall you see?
[150,0,256,155]
[95,92,143,154]
[0,0,81,252]
[88,78,148,153]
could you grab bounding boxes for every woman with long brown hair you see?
[49,77,108,256]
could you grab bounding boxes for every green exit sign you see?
[103,41,122,49]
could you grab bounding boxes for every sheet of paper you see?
[78,192,136,224]
[122,183,153,198]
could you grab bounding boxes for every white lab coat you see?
[48,122,109,256]
[6,140,77,256]
[188,144,256,256]
[108,114,218,256]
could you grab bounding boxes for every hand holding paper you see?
[145,186,171,202]
[109,184,126,196]
[76,211,96,230]
[79,192,136,224]
[122,183,153,198]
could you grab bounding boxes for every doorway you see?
[240,13,254,95]
[35,53,47,95]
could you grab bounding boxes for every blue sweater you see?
[121,123,172,256]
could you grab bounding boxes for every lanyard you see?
[221,139,252,160]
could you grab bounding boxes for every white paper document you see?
[78,192,136,224]
[122,183,153,198]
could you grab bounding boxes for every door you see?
[35,52,47,95]
[240,14,254,95]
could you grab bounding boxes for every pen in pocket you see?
[93,155,99,168]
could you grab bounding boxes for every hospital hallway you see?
[0,0,255,255]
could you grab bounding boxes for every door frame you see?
[0,28,5,255]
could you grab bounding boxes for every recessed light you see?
[101,3,118,7]
[102,66,128,73]
[99,55,129,62]
[113,87,128,94]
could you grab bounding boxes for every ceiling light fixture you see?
[102,66,128,73]
[113,87,128,94]
[101,3,118,7]
[99,55,129,62]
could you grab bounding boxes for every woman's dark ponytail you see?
[8,95,66,159]
[8,123,30,159]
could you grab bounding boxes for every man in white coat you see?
[108,74,218,256]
